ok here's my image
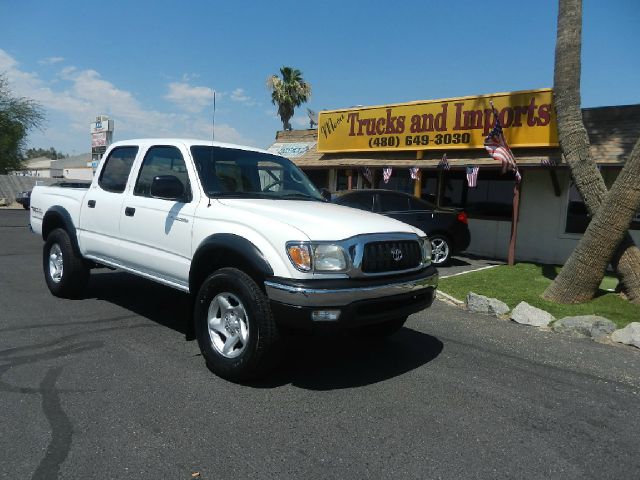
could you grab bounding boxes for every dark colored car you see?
[333,189,470,266]
[15,190,31,210]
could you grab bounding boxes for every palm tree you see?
[542,0,640,303]
[267,67,311,131]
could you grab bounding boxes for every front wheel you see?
[194,268,280,381]
[430,234,452,266]
[43,228,90,298]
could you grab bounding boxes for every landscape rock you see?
[510,301,555,327]
[553,315,616,339]
[0,198,9,207]
[611,322,640,349]
[465,292,510,317]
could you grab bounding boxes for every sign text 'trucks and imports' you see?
[317,89,558,153]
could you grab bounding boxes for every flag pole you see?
[489,100,521,266]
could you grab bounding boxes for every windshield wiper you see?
[277,192,321,201]
[208,192,271,199]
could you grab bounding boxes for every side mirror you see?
[150,175,185,201]
[321,188,332,202]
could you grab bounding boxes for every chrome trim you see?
[264,271,438,307]
[286,232,431,278]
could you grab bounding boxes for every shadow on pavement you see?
[85,271,443,389]
[86,271,193,336]
[447,257,472,267]
[250,328,443,390]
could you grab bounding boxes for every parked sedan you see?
[333,189,470,266]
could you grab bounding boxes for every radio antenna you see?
[207,90,216,208]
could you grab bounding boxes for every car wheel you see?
[194,267,280,381]
[43,228,90,298]
[430,235,451,266]
[354,316,407,339]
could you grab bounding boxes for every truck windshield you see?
[191,146,323,201]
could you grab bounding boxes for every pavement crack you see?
[30,366,73,480]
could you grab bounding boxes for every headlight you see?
[420,237,432,265]
[313,244,348,271]
[286,242,349,272]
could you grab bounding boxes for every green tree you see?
[0,73,45,173]
[542,0,640,303]
[267,67,311,131]
[25,147,67,160]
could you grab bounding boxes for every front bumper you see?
[265,265,438,328]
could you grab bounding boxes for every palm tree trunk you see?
[544,138,640,302]
[543,0,640,303]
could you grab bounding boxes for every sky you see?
[1,0,638,155]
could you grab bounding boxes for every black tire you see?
[22,204,29,210]
[355,316,408,339]
[43,228,90,298]
[194,267,280,381]
[430,234,452,266]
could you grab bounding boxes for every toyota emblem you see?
[390,248,403,262]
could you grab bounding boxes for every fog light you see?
[311,310,341,321]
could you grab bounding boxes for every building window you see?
[565,183,590,233]
[440,169,514,220]
[377,168,413,194]
[420,170,439,204]
[304,169,329,190]
[564,167,639,233]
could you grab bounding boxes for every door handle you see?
[87,200,96,208]
[125,207,136,217]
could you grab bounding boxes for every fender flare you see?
[189,233,274,294]
[42,206,81,256]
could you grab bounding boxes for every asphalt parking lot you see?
[1,209,639,479]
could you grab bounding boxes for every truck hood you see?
[216,198,424,240]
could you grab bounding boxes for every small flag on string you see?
[409,167,420,180]
[466,165,479,188]
[383,167,392,183]
[484,104,521,183]
[362,167,373,185]
[438,153,450,170]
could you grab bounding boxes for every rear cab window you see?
[98,146,139,193]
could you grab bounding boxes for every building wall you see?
[465,168,640,265]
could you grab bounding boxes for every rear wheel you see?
[430,234,451,266]
[194,268,280,381]
[43,228,90,298]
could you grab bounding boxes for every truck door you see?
[78,146,139,262]
[118,144,198,289]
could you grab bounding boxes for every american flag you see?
[484,111,521,182]
[466,165,479,188]
[438,153,450,170]
[362,166,374,185]
[383,167,392,183]
[409,167,420,180]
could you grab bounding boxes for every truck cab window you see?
[98,146,138,193]
[134,146,190,199]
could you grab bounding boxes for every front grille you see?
[361,240,422,273]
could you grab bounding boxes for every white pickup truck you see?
[30,139,438,380]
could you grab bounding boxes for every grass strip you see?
[438,263,638,328]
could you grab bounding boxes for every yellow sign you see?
[317,88,558,152]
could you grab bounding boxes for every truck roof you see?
[108,138,272,155]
